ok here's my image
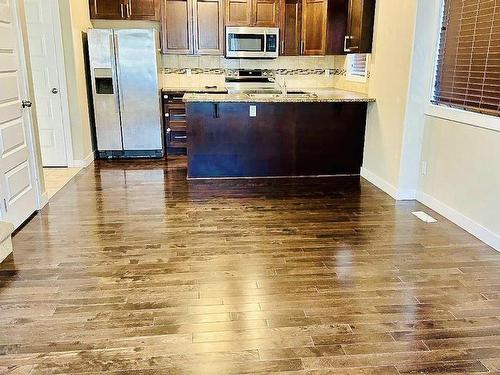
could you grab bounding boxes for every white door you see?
[24,0,68,167]
[0,0,38,228]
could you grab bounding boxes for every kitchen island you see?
[184,89,375,179]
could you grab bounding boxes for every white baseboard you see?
[361,167,399,199]
[417,191,500,251]
[360,167,416,200]
[68,151,95,168]
[39,191,49,209]
[361,168,499,251]
[0,236,13,263]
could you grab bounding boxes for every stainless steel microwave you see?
[225,27,279,59]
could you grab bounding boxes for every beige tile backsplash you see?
[161,55,370,94]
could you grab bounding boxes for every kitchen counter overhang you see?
[183,88,375,103]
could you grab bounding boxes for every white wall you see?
[361,0,418,192]
[361,0,500,250]
[418,116,500,249]
[58,0,94,165]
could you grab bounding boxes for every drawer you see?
[162,93,184,103]
[169,131,187,144]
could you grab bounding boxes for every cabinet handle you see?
[300,41,305,55]
[174,136,187,140]
[120,3,124,18]
[280,40,284,55]
[128,0,132,17]
[344,35,352,52]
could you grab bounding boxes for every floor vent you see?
[412,211,437,223]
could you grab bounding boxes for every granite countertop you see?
[162,86,228,93]
[183,88,375,103]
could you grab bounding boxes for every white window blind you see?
[346,54,369,81]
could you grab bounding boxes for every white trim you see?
[427,0,500,133]
[51,0,74,165]
[12,0,46,214]
[361,168,417,201]
[68,151,95,168]
[428,0,445,102]
[39,191,49,209]
[361,167,398,199]
[426,104,500,133]
[417,191,500,251]
[0,236,13,264]
[346,54,369,83]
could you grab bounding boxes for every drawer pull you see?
[173,135,187,140]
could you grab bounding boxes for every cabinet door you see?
[280,0,301,55]
[345,0,375,53]
[301,0,327,55]
[193,0,224,54]
[127,0,160,20]
[161,0,194,54]
[225,0,252,26]
[90,0,125,19]
[254,0,280,26]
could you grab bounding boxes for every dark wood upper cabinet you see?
[161,0,194,54]
[90,0,160,20]
[301,0,327,55]
[225,0,253,25]
[90,0,125,19]
[161,0,224,55]
[193,0,224,54]
[254,0,280,27]
[226,0,279,27]
[128,0,161,20]
[280,0,301,55]
[279,0,374,56]
[344,0,375,53]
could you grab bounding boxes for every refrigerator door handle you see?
[109,34,120,114]
[114,33,124,115]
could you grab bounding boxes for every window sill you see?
[346,75,368,83]
[425,104,500,133]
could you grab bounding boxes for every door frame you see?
[26,0,75,167]
[13,0,49,209]
[50,0,74,166]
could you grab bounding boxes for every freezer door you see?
[88,29,123,151]
[114,29,162,151]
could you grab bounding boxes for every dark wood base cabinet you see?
[162,92,188,155]
[187,102,367,178]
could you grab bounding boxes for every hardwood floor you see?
[1,157,499,374]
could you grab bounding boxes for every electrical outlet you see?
[249,105,257,117]
[324,69,331,77]
[421,161,428,176]
[186,68,192,76]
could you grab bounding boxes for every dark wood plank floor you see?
[1,158,499,374]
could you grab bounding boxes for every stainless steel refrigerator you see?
[87,29,162,157]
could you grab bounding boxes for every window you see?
[346,54,369,82]
[433,0,500,117]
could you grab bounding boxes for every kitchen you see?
[1,0,499,373]
[87,0,376,179]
